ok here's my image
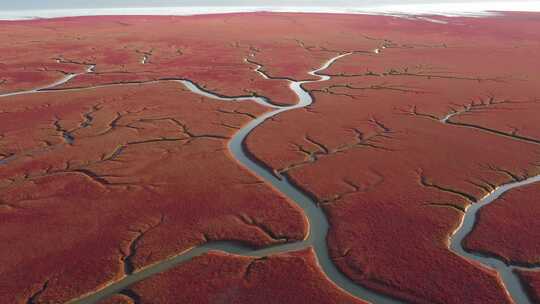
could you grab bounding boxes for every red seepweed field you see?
[1,11,540,304]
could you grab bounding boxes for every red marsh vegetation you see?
[1,11,540,304]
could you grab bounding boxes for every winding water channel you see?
[441,112,540,304]
[65,52,403,304]
[450,175,540,304]
[2,48,539,303]
[0,65,95,99]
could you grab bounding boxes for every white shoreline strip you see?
[2,2,540,20]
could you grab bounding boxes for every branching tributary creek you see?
[2,48,539,304]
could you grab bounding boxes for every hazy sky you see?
[0,0,506,10]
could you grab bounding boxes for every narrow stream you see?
[440,109,540,304]
[449,172,540,304]
[0,65,95,98]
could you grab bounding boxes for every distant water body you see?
[1,1,540,20]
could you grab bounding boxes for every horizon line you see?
[2,1,540,21]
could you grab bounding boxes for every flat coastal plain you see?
[1,12,540,304]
